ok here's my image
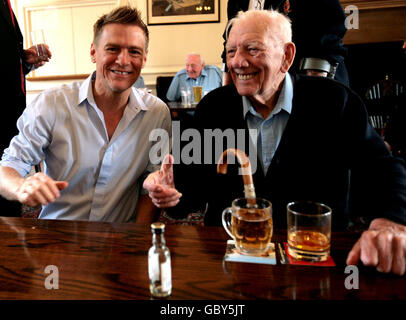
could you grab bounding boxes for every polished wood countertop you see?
[0,217,404,300]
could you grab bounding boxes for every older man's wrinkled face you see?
[186,55,204,79]
[226,17,286,103]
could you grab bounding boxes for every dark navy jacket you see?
[170,75,406,230]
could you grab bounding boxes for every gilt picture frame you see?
[147,0,220,25]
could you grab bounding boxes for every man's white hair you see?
[186,53,204,65]
[227,9,292,47]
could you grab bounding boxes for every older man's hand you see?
[346,218,406,275]
[143,154,182,208]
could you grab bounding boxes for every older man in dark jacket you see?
[144,9,406,276]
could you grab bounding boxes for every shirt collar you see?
[78,72,95,106]
[78,72,149,112]
[243,72,293,119]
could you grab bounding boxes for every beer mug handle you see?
[221,207,234,239]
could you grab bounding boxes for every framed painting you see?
[147,0,220,25]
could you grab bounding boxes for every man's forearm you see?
[0,166,24,201]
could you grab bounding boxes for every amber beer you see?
[287,201,332,261]
[232,211,273,255]
[222,198,273,256]
[193,86,203,103]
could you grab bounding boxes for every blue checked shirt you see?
[166,65,222,101]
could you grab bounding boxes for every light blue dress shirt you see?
[1,73,171,222]
[166,65,222,101]
[243,73,293,174]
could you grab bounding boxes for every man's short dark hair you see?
[93,6,149,50]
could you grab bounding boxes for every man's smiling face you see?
[226,16,286,103]
[91,23,147,95]
[186,54,204,79]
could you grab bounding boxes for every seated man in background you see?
[144,10,406,275]
[166,53,222,102]
[0,6,171,223]
[133,75,145,88]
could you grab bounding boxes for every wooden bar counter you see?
[0,217,405,300]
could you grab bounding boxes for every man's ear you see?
[281,42,296,73]
[90,43,96,63]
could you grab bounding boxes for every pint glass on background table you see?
[287,201,332,261]
[193,86,203,104]
[180,87,192,107]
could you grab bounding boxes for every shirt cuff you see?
[0,160,31,177]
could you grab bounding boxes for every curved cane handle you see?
[217,148,256,204]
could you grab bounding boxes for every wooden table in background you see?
[167,101,196,111]
[0,217,405,300]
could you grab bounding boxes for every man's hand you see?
[346,218,406,275]
[15,172,68,207]
[25,45,52,69]
[143,154,182,208]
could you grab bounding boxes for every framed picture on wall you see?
[147,0,220,25]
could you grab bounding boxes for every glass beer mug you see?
[222,198,273,256]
